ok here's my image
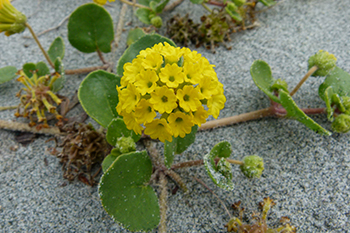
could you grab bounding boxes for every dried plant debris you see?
[48,123,111,186]
[225,198,296,233]
[167,0,270,52]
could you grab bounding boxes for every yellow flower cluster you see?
[116,42,226,142]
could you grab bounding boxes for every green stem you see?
[25,23,55,69]
[119,0,152,10]
[0,106,17,111]
[290,65,318,96]
[226,158,243,166]
[201,3,212,13]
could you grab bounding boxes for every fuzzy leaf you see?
[36,62,50,77]
[78,70,121,127]
[51,58,65,92]
[258,0,276,6]
[68,3,114,53]
[250,60,281,103]
[116,34,176,76]
[126,28,146,46]
[99,151,160,232]
[106,118,141,146]
[279,89,331,136]
[102,148,122,173]
[135,8,153,25]
[22,63,36,78]
[150,0,169,13]
[0,66,17,84]
[204,141,234,191]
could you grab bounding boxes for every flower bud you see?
[270,78,288,93]
[240,155,264,178]
[217,158,232,180]
[332,114,350,133]
[0,0,27,36]
[116,136,136,154]
[232,0,246,7]
[150,16,163,28]
[308,50,337,77]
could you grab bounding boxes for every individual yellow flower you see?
[191,106,208,126]
[0,0,27,36]
[122,111,143,135]
[159,63,185,88]
[150,86,177,114]
[121,58,142,87]
[93,0,115,5]
[183,62,202,84]
[207,92,226,119]
[196,76,218,99]
[117,83,140,113]
[144,119,173,142]
[168,112,194,138]
[176,85,202,112]
[134,69,158,95]
[134,99,156,124]
[141,52,163,70]
[160,42,183,63]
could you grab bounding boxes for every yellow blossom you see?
[144,119,173,142]
[117,83,140,113]
[122,111,143,135]
[0,0,27,36]
[150,86,177,114]
[176,85,202,112]
[208,92,226,119]
[191,106,208,126]
[134,99,156,124]
[168,112,194,138]
[159,63,185,88]
[93,0,115,5]
[134,69,159,95]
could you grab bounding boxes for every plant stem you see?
[114,3,128,47]
[226,158,243,166]
[96,49,107,64]
[158,172,168,233]
[290,65,318,96]
[119,0,152,10]
[193,176,232,218]
[25,23,55,69]
[0,119,63,135]
[163,0,185,11]
[171,160,204,169]
[64,64,110,75]
[201,3,212,13]
[199,107,273,131]
[301,107,326,115]
[0,106,17,111]
[206,0,225,7]
[164,169,188,192]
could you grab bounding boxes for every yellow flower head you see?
[0,0,27,36]
[116,42,226,142]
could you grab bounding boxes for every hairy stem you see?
[0,119,63,135]
[201,3,212,13]
[114,3,128,47]
[290,65,318,96]
[163,0,185,11]
[193,176,232,218]
[226,158,243,166]
[64,64,110,75]
[164,169,188,192]
[171,160,204,170]
[119,0,152,10]
[0,106,17,111]
[25,23,55,69]
[199,107,273,131]
[96,50,107,64]
[158,172,168,233]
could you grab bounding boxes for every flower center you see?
[147,81,153,88]
[169,76,175,82]
[183,94,190,101]
[162,96,168,102]
[175,117,183,123]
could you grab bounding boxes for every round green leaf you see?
[106,118,141,146]
[135,8,153,25]
[116,34,176,76]
[99,151,160,232]
[126,28,146,46]
[250,60,281,103]
[36,62,50,77]
[102,148,122,173]
[279,89,331,136]
[22,63,36,78]
[48,36,65,62]
[51,58,65,92]
[319,66,350,101]
[78,70,121,127]
[210,141,232,158]
[0,66,17,84]
[68,3,114,53]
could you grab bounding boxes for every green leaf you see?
[258,0,276,6]
[225,4,242,22]
[190,0,204,4]
[126,28,146,46]
[68,3,114,53]
[99,151,160,232]
[106,118,141,146]
[0,66,17,84]
[36,62,50,77]
[116,34,176,76]
[48,37,65,63]
[279,89,331,136]
[138,0,153,6]
[250,60,281,103]
[135,8,153,25]
[204,141,234,191]
[163,125,198,168]
[78,70,121,127]
[102,148,122,173]
[23,63,36,78]
[51,58,65,92]
[150,0,169,13]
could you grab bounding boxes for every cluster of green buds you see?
[15,70,63,127]
[115,136,136,154]
[225,198,296,232]
[0,0,27,36]
[240,155,264,178]
[308,50,337,77]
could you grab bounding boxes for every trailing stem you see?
[290,65,318,96]
[158,172,168,233]
[0,119,63,135]
[25,23,55,69]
